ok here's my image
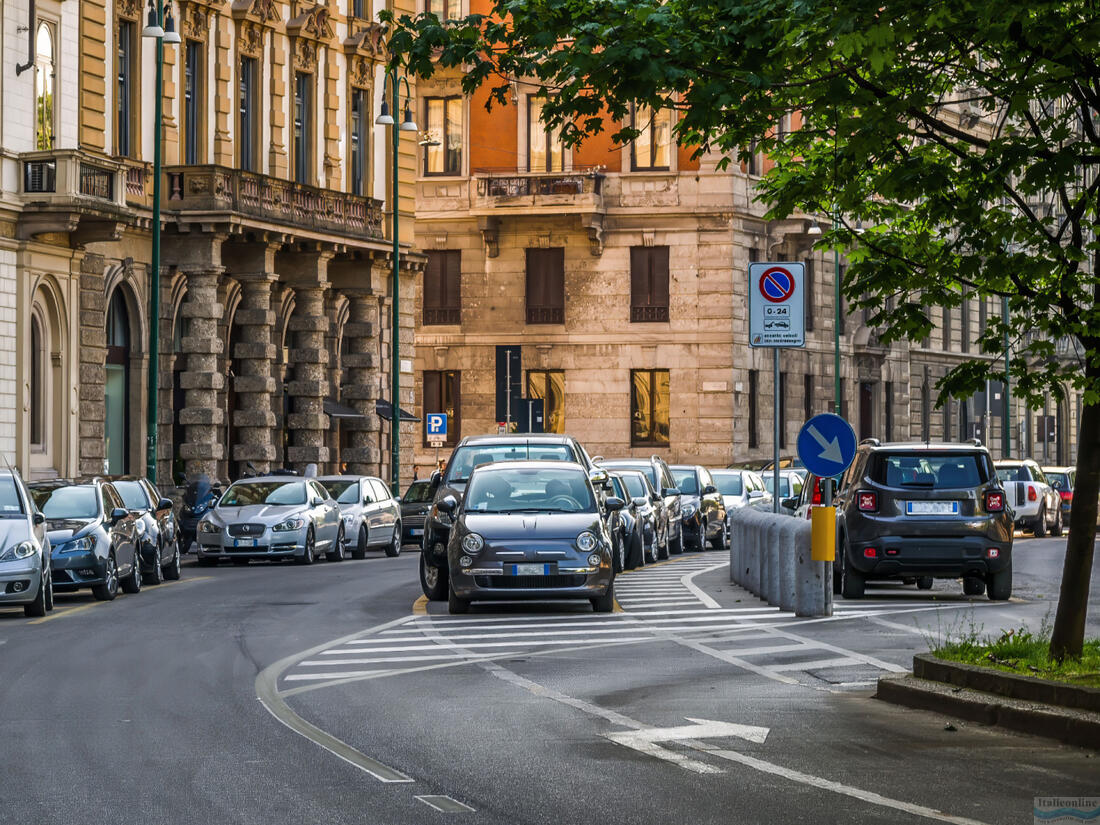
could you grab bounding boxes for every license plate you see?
[234,538,257,547]
[906,501,959,516]
[509,563,551,576]
[410,528,423,536]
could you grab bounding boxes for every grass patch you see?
[934,626,1100,688]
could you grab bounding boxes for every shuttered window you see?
[423,250,461,325]
[525,248,565,324]
[630,246,670,322]
[423,370,460,447]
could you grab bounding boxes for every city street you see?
[1,537,1097,824]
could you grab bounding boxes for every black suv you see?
[669,465,725,550]
[599,457,684,556]
[834,441,1013,600]
[419,434,604,600]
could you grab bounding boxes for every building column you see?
[286,286,330,470]
[78,253,107,476]
[232,275,279,474]
[179,269,225,480]
[341,289,381,475]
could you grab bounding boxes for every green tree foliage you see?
[385,0,1100,659]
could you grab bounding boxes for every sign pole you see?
[773,347,781,514]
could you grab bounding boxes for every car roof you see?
[669,464,702,471]
[317,475,379,482]
[229,475,308,484]
[994,459,1032,466]
[458,434,576,446]
[865,442,990,452]
[28,477,101,487]
[1042,466,1073,472]
[471,460,587,472]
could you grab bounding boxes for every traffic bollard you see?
[765,520,781,605]
[778,519,797,612]
[794,519,824,617]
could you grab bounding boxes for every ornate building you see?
[2,0,421,485]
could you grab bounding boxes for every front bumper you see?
[50,551,106,590]
[449,554,613,600]
[0,560,43,604]
[847,535,1012,578]
[196,524,307,559]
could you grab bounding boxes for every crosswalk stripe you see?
[770,657,861,671]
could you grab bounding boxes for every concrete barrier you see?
[727,507,832,618]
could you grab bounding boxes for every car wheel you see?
[352,524,367,560]
[962,576,986,596]
[44,567,54,611]
[295,528,316,565]
[669,526,684,555]
[147,544,165,585]
[1034,505,1048,537]
[710,523,726,551]
[987,562,1012,600]
[1051,506,1064,537]
[840,539,865,599]
[591,580,616,613]
[24,567,49,618]
[164,543,182,581]
[657,525,670,561]
[121,551,142,594]
[612,531,624,574]
[627,528,644,570]
[384,523,401,558]
[327,524,346,562]
[916,576,934,590]
[92,553,119,601]
[420,550,448,601]
[448,580,470,614]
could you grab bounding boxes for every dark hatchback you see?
[835,441,1013,600]
[109,477,182,583]
[599,457,683,555]
[669,464,725,550]
[401,480,433,545]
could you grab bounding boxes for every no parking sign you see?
[749,263,805,348]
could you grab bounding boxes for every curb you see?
[912,653,1100,712]
[875,674,1100,750]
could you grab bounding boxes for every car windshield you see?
[713,473,744,496]
[322,480,359,504]
[113,480,150,511]
[32,485,98,520]
[996,465,1030,483]
[671,469,698,495]
[603,463,658,488]
[0,477,25,517]
[763,476,789,497]
[874,453,989,488]
[464,467,596,514]
[621,474,647,498]
[403,481,433,503]
[446,443,576,483]
[220,481,307,507]
[1046,472,1069,489]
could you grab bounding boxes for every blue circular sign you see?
[796,413,858,478]
[759,267,795,303]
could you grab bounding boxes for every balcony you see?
[163,165,385,242]
[472,167,605,216]
[17,149,131,244]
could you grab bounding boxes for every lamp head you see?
[399,104,418,132]
[162,6,181,43]
[375,99,394,126]
[807,220,822,236]
[142,0,164,37]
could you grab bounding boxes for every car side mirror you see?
[702,484,718,496]
[632,496,648,508]
[650,493,661,503]
[662,487,680,497]
[157,497,174,513]
[33,511,46,526]
[781,497,798,511]
[604,496,625,512]
[749,490,765,499]
[311,496,324,506]
[110,507,128,524]
[437,495,458,514]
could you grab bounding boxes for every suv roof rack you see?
[859,438,880,447]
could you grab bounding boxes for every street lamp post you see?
[376,70,418,496]
[142,0,179,485]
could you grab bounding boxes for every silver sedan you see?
[0,468,53,617]
[318,476,402,559]
[196,476,343,565]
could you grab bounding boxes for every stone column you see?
[78,254,107,477]
[286,286,330,469]
[232,275,279,474]
[341,289,381,475]
[179,269,225,480]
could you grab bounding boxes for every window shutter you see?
[653,248,669,311]
[444,251,461,315]
[424,253,442,312]
[450,371,461,442]
[630,247,647,308]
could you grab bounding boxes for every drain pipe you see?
[15,0,35,75]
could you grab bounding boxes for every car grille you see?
[228,523,266,537]
[404,515,426,529]
[53,569,74,583]
[475,575,587,589]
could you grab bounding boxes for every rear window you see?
[603,462,658,488]
[403,480,433,503]
[671,469,699,495]
[1046,472,1069,489]
[873,453,990,489]
[996,465,1030,483]
[712,473,743,497]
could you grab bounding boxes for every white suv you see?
[994,459,1063,537]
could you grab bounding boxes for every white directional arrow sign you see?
[807,424,844,465]
[604,718,770,774]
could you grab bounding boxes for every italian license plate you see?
[410,528,423,536]
[906,501,959,516]
[234,538,257,547]
[509,563,550,576]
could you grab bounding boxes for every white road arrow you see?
[604,718,770,774]
[808,425,844,464]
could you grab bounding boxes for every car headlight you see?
[198,519,221,534]
[682,503,698,518]
[461,533,484,554]
[0,541,37,562]
[576,531,597,552]
[54,536,93,555]
[272,516,306,532]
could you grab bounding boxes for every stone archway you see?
[27,281,67,479]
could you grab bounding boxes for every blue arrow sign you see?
[796,413,857,478]
[426,413,448,437]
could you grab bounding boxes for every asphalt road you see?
[1,536,1097,825]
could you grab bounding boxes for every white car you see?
[763,470,805,514]
[994,459,1063,537]
[712,469,772,545]
[318,476,402,559]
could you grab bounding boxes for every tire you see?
[295,528,316,565]
[352,525,367,560]
[164,543,182,581]
[963,576,986,596]
[420,550,448,601]
[121,551,142,594]
[613,531,625,574]
[384,523,401,558]
[24,568,49,618]
[1051,506,1064,537]
[1034,505,1048,537]
[627,528,644,570]
[916,576,934,590]
[147,544,165,585]
[840,539,865,599]
[987,562,1012,600]
[44,567,54,611]
[591,580,616,613]
[832,559,842,595]
[326,524,346,562]
[657,525,670,561]
[92,553,119,601]
[669,525,684,555]
[710,522,726,551]
[448,580,470,614]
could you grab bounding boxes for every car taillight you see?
[1027,485,1037,502]
[986,547,1000,559]
[811,477,822,506]
[864,547,878,558]
[985,491,1004,512]
[1060,491,1073,502]
[857,491,877,512]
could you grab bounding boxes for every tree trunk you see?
[1049,392,1100,662]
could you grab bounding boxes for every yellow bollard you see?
[811,506,836,562]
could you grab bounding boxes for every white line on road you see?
[680,561,726,608]
[770,657,862,672]
[416,795,475,813]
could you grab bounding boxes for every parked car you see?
[995,459,1062,537]
[319,475,402,559]
[443,461,619,614]
[420,434,602,600]
[783,473,825,521]
[670,464,726,550]
[834,441,1014,600]
[616,469,661,563]
[0,468,53,617]
[401,480,433,546]
[1041,466,1076,523]
[764,470,805,514]
[178,474,222,553]
[29,478,142,601]
[607,473,646,571]
[196,476,343,565]
[712,469,772,518]
[600,456,683,555]
[109,477,181,584]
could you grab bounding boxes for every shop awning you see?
[323,399,366,420]
[374,399,421,422]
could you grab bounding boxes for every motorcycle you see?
[177,475,221,554]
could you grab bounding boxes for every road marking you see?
[605,717,769,773]
[28,600,107,625]
[771,656,861,671]
[416,795,475,813]
[413,595,428,615]
[680,561,725,609]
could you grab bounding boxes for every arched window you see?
[105,290,131,474]
[30,314,44,447]
[34,22,55,150]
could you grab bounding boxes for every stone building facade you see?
[2,0,421,487]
